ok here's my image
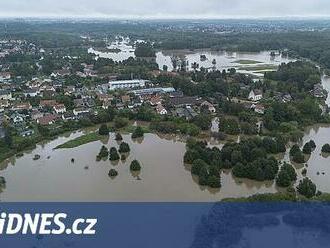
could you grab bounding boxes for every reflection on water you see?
[0,132,277,202]
[156,50,293,76]
[88,40,294,77]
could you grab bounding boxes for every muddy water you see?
[88,40,294,77]
[0,132,277,202]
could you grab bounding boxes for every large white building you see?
[103,80,147,91]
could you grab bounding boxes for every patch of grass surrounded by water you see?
[55,132,103,149]
[233,59,262,65]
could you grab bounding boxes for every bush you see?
[98,124,109,135]
[121,154,126,161]
[132,126,144,139]
[108,169,118,177]
[109,147,120,161]
[115,133,123,141]
[119,142,130,153]
[130,160,141,171]
[297,178,316,198]
[322,144,330,153]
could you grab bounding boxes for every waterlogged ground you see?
[0,131,279,202]
[88,38,294,77]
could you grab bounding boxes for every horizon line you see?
[1,15,330,21]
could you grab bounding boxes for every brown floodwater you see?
[0,131,278,202]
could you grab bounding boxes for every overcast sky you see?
[1,0,330,18]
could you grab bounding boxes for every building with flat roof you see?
[103,80,147,91]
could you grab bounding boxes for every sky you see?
[1,0,330,19]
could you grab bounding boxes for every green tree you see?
[297,178,317,198]
[109,147,120,161]
[207,175,221,188]
[191,159,208,175]
[322,144,330,153]
[97,145,109,161]
[115,133,123,141]
[99,124,109,136]
[130,160,141,171]
[119,142,130,153]
[108,169,118,177]
[302,142,312,155]
[132,126,144,139]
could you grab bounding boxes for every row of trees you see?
[184,136,288,183]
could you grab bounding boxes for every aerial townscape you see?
[1,19,330,201]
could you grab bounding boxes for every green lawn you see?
[233,59,262,65]
[55,132,104,149]
[238,64,278,71]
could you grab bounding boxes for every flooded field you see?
[88,37,293,77]
[0,132,278,202]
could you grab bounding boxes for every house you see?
[169,96,200,107]
[12,102,32,111]
[175,106,198,120]
[23,89,39,97]
[62,112,76,121]
[73,99,84,108]
[248,89,263,101]
[64,86,76,95]
[201,101,216,113]
[96,93,113,102]
[0,90,12,100]
[31,110,44,120]
[51,69,70,78]
[254,104,265,115]
[156,104,167,115]
[312,84,327,98]
[121,95,131,104]
[0,100,9,110]
[73,107,90,116]
[102,100,112,110]
[53,104,67,114]
[37,114,59,125]
[40,100,57,108]
[149,95,162,106]
[0,72,11,81]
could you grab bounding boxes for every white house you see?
[248,89,263,101]
[53,104,67,114]
[73,107,90,116]
[156,104,168,115]
[23,89,39,97]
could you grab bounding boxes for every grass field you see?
[233,59,262,65]
[55,132,104,149]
